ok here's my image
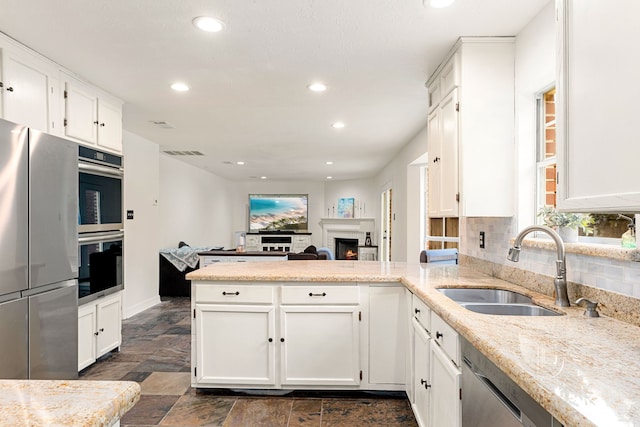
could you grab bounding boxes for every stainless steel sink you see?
[437,288,564,317]
[437,288,533,304]
[461,303,563,317]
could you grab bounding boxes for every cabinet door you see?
[368,285,406,385]
[78,304,97,371]
[412,318,431,427]
[195,304,276,386]
[438,88,459,217]
[1,48,51,132]
[96,294,122,357]
[280,305,360,386]
[427,108,442,216]
[430,341,461,427]
[97,96,122,152]
[64,78,98,144]
[556,0,640,211]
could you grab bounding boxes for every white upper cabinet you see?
[63,73,123,153]
[556,0,640,212]
[426,37,515,217]
[0,36,59,133]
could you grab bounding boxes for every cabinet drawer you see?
[195,284,275,304]
[430,312,459,366]
[281,285,359,305]
[412,294,431,331]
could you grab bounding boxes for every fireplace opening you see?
[335,238,359,260]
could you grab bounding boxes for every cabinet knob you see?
[420,379,431,389]
[100,122,106,127]
[436,331,443,339]
[99,328,105,332]
[433,156,440,163]
[93,121,99,125]
[6,86,14,92]
[268,338,273,342]
[94,332,99,336]
[280,338,285,343]
[414,308,420,314]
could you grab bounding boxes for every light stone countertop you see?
[0,380,140,427]
[187,260,640,427]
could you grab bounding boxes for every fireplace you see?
[335,238,359,260]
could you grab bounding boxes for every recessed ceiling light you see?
[332,122,345,129]
[236,161,245,165]
[429,0,455,8]
[193,16,225,33]
[260,176,267,180]
[326,176,333,180]
[307,82,327,92]
[326,161,333,165]
[171,82,190,92]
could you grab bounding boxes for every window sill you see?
[516,238,640,262]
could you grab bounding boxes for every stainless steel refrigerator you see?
[0,118,78,379]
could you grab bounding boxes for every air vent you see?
[163,150,204,156]
[150,120,175,129]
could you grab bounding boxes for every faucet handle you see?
[575,298,600,317]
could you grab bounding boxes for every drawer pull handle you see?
[222,291,240,296]
[436,331,443,339]
[309,292,327,297]
[414,308,420,314]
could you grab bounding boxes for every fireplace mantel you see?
[319,218,375,248]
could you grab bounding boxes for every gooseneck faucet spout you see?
[507,225,570,307]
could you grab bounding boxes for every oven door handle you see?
[79,161,124,179]
[78,231,124,244]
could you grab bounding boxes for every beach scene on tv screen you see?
[249,195,308,231]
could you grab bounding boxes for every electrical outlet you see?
[479,231,485,249]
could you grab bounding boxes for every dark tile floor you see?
[79,297,418,427]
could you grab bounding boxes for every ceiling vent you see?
[163,150,205,156]
[150,120,175,129]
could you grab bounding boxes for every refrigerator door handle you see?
[22,279,77,297]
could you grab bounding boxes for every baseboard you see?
[123,295,161,319]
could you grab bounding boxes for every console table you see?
[199,251,288,267]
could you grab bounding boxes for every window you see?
[536,87,636,244]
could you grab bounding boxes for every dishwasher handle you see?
[463,357,522,422]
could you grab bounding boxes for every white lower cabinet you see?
[280,305,360,386]
[429,340,461,427]
[412,317,431,427]
[78,291,122,371]
[192,282,360,389]
[195,303,276,386]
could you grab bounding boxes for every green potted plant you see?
[537,206,593,242]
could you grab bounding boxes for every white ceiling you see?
[0,0,549,181]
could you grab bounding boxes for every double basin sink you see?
[437,288,563,317]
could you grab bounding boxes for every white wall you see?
[122,130,161,317]
[514,1,556,230]
[324,178,379,241]
[376,126,428,262]
[158,154,235,249]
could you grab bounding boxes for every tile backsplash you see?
[460,217,640,326]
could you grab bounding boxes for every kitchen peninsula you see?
[187,260,640,427]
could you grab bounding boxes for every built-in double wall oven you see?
[78,146,124,302]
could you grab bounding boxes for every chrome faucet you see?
[507,225,570,307]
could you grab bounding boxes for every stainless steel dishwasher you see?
[461,337,563,427]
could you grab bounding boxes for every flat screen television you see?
[248,194,308,232]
